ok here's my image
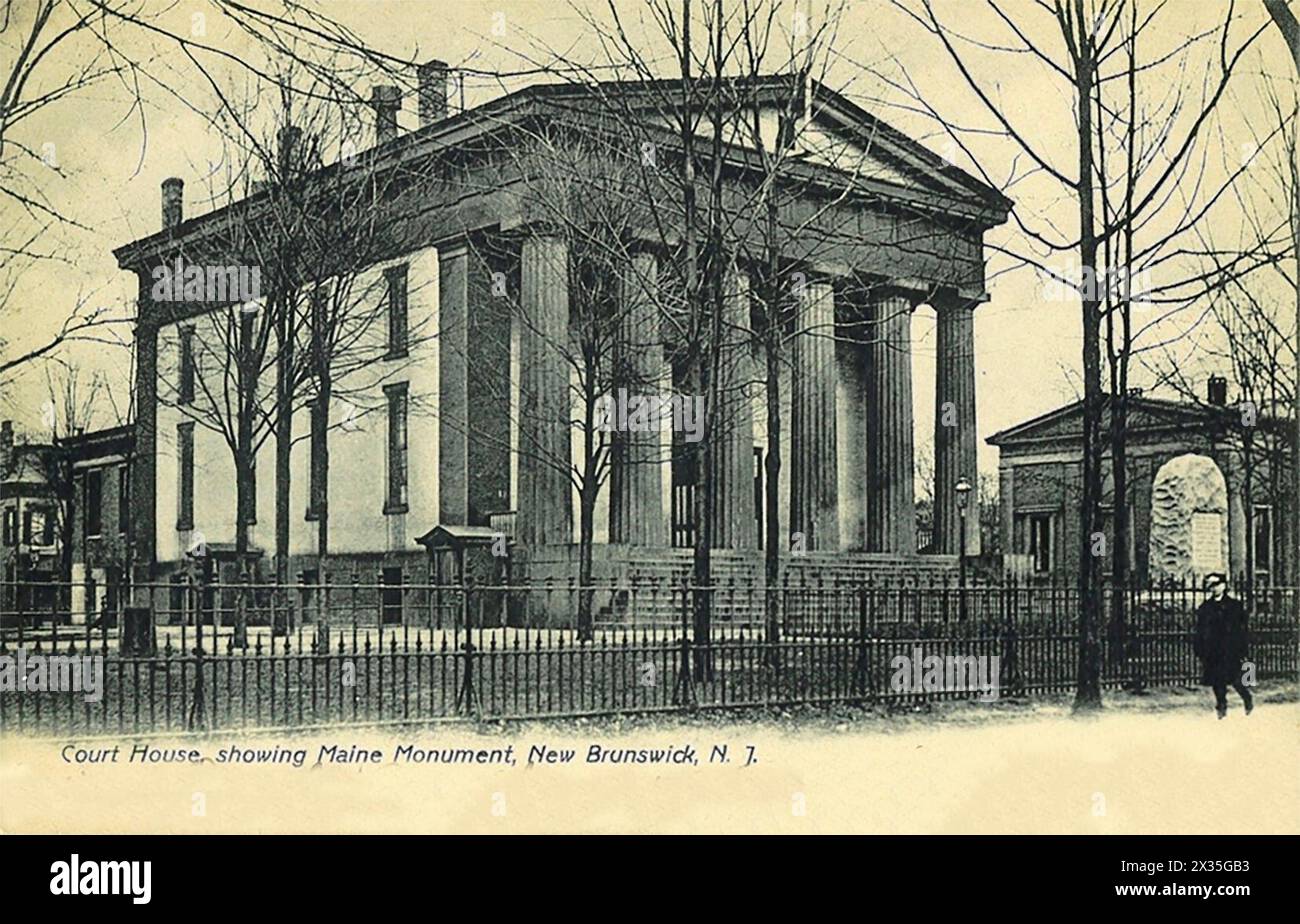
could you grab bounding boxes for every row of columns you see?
[788,284,983,556]
[447,230,982,556]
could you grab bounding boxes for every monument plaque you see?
[1190,511,1225,574]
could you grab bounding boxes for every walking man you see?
[1193,573,1253,719]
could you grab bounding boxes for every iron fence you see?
[1,575,1296,735]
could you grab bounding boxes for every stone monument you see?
[1148,453,1228,584]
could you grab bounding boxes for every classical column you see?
[790,279,839,550]
[865,290,916,554]
[466,253,512,523]
[516,234,573,548]
[708,266,756,549]
[131,304,158,598]
[609,251,667,546]
[933,294,981,555]
[437,243,469,524]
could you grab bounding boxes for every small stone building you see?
[988,385,1294,586]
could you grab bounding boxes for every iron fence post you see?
[674,579,694,707]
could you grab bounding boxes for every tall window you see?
[307,398,326,520]
[2,508,15,546]
[385,264,409,359]
[385,382,409,513]
[179,327,195,405]
[118,464,128,536]
[177,422,195,530]
[24,508,52,546]
[1029,513,1053,574]
[85,468,103,538]
[1253,504,1273,581]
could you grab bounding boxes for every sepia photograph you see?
[0,0,1297,886]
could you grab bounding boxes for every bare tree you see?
[893,0,1273,710]
[0,1,157,383]
[36,362,108,607]
[1263,0,1300,621]
[1149,70,1297,597]
[154,66,429,646]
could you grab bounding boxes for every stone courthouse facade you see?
[112,68,1010,603]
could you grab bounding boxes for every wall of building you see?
[1000,440,1291,585]
[153,244,442,569]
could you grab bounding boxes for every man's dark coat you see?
[1193,594,1249,687]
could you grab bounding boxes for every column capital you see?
[432,235,471,260]
[870,277,931,305]
[930,286,990,313]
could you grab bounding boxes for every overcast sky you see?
[1,0,1293,480]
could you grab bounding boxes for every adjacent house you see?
[0,421,62,624]
[60,424,135,623]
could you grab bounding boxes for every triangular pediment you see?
[988,397,1224,447]
[529,76,1011,224]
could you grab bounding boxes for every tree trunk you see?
[1265,0,1300,623]
[315,376,331,651]
[232,448,251,650]
[763,329,782,654]
[1110,392,1129,681]
[232,312,255,650]
[577,370,597,642]
[577,482,596,641]
[1074,47,1104,711]
[273,315,292,636]
[691,355,714,682]
[761,203,783,665]
[1243,429,1256,609]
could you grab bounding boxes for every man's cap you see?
[1203,573,1227,590]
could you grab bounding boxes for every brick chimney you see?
[161,177,184,230]
[370,85,402,146]
[1207,375,1228,406]
[418,60,449,127]
[1,420,12,476]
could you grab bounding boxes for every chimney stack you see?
[1207,375,1228,406]
[418,60,450,127]
[370,85,402,146]
[161,177,184,230]
[1,420,13,475]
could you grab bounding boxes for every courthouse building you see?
[112,68,1010,612]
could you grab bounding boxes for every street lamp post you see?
[956,476,972,621]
